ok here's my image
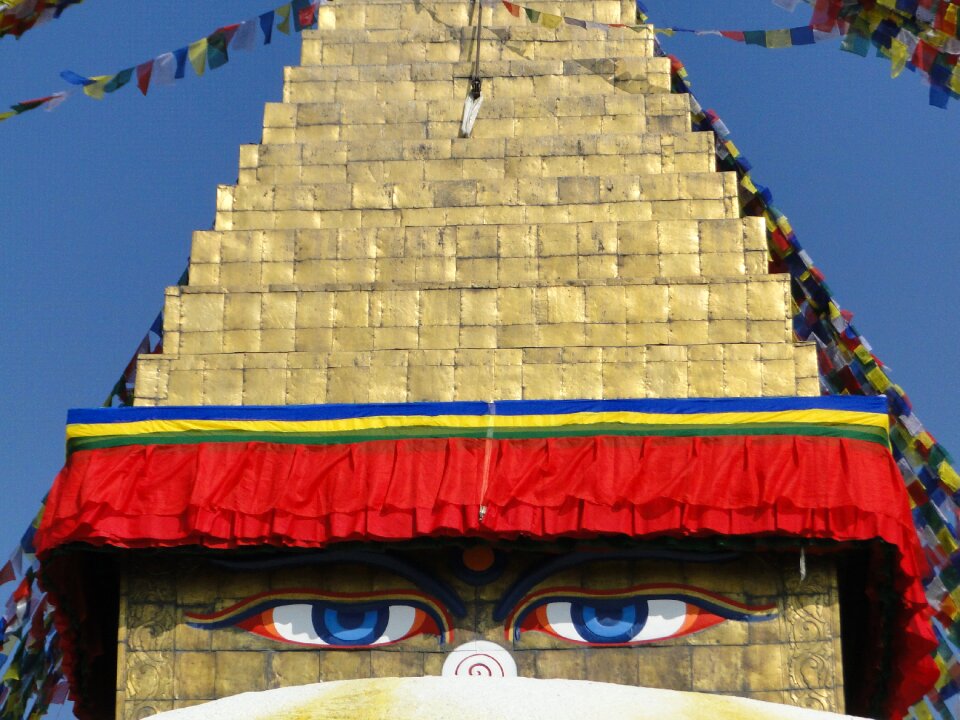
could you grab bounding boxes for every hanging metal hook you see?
[460,0,485,136]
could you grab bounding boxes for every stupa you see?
[31,1,937,718]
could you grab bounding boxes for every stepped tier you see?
[134,0,818,406]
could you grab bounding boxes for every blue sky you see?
[0,0,957,566]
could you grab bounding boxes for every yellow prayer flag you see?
[82,75,112,100]
[889,39,908,78]
[854,345,874,364]
[765,29,792,48]
[866,366,891,392]
[540,13,562,29]
[0,110,15,122]
[277,4,292,34]
[189,38,208,76]
[938,527,959,554]
[939,461,960,493]
[950,65,960,95]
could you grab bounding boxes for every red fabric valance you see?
[37,433,938,719]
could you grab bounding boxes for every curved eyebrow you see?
[212,549,467,618]
[492,550,742,622]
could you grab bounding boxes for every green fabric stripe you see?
[67,422,889,454]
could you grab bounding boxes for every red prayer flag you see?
[50,681,69,704]
[502,1,521,17]
[913,41,938,72]
[136,60,154,96]
[13,576,30,602]
[0,560,13,585]
[216,22,241,43]
[810,0,840,31]
[298,5,316,29]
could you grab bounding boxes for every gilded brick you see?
[668,285,709,321]
[624,285,668,323]
[585,286,626,324]
[174,653,216,700]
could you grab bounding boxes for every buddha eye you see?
[505,585,777,646]
[186,589,453,648]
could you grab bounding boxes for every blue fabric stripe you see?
[67,396,888,425]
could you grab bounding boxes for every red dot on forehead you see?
[462,546,495,572]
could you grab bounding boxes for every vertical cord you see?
[470,0,483,98]
[478,401,495,521]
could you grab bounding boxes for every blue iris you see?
[571,600,649,644]
[312,604,388,646]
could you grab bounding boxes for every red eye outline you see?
[185,588,454,648]
[505,584,777,646]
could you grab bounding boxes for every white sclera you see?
[270,604,417,646]
[543,599,688,643]
[272,604,327,645]
[378,604,416,643]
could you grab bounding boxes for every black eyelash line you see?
[210,549,467,617]
[492,549,744,621]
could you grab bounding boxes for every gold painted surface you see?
[116,550,844,716]
[133,0,817,408]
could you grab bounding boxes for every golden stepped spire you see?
[133,0,818,407]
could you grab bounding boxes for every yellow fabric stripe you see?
[66,409,888,440]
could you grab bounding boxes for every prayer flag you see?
[207,31,229,70]
[188,38,207,75]
[277,3,292,34]
[173,46,189,79]
[260,10,275,43]
[293,0,317,31]
[82,76,111,100]
[59,70,94,86]
[233,19,257,50]
[136,60,153,95]
[152,52,176,86]
[540,12,561,29]
[102,68,134,94]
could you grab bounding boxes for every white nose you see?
[441,640,518,677]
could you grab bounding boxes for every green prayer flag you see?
[207,31,229,69]
[103,67,134,93]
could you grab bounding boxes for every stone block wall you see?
[132,0,819,407]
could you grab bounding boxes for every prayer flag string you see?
[502,0,960,107]
[0,0,83,40]
[0,92,66,123]
[0,509,67,720]
[60,0,323,101]
[0,0,324,125]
